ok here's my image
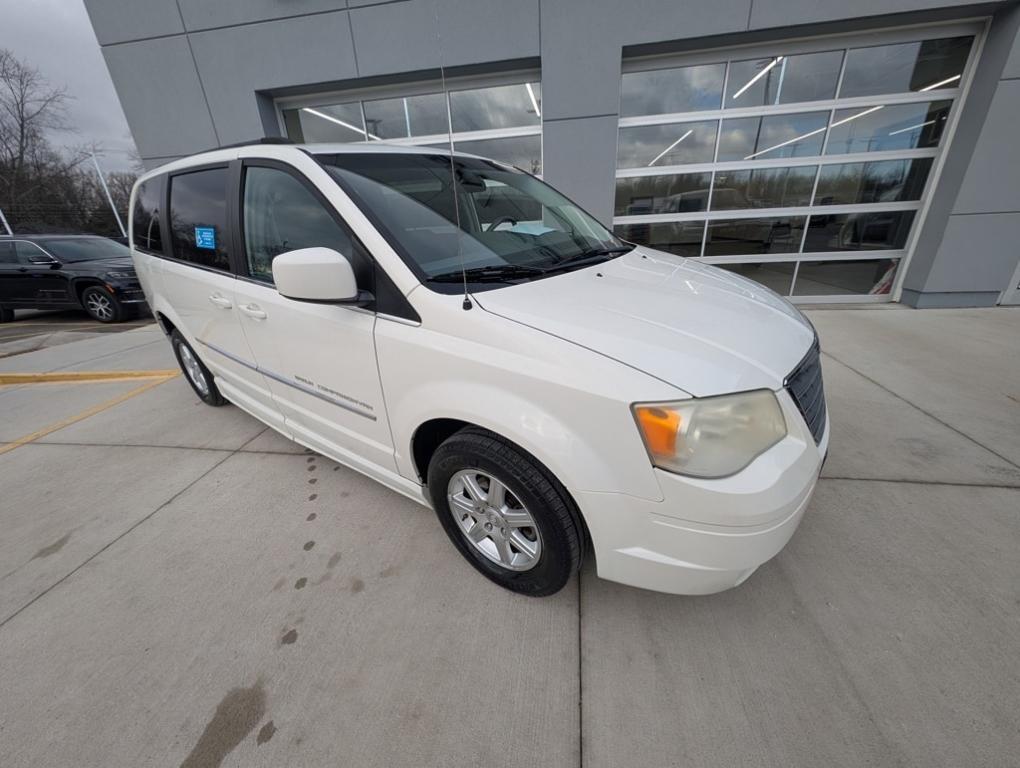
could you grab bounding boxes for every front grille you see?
[786,340,826,445]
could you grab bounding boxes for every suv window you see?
[14,241,51,264]
[168,167,230,271]
[132,178,163,253]
[0,240,15,264]
[242,165,362,284]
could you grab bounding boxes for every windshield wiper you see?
[546,245,634,272]
[427,264,547,283]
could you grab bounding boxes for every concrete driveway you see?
[0,307,1018,767]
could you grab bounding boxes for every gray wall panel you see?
[542,115,620,226]
[749,0,991,29]
[350,0,539,78]
[101,37,217,158]
[83,0,183,45]
[177,0,347,32]
[620,0,752,45]
[952,79,1020,214]
[189,13,358,146]
[918,212,1020,293]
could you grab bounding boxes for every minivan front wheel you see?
[171,330,226,406]
[427,427,584,596]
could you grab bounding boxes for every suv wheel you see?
[81,286,123,323]
[171,330,226,406]
[427,427,584,596]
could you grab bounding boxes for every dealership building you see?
[85,0,1020,306]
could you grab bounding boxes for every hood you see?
[69,258,135,271]
[473,247,815,397]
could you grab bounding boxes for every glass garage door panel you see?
[614,29,976,301]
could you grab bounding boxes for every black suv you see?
[0,235,146,323]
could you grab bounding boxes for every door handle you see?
[239,303,267,320]
[208,293,232,309]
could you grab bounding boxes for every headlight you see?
[105,271,134,279]
[632,390,787,478]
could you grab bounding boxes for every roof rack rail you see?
[206,137,297,152]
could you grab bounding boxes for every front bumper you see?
[579,392,828,595]
[110,284,148,305]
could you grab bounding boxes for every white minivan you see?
[129,140,828,597]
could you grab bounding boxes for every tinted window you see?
[814,159,933,205]
[718,112,828,161]
[803,211,915,252]
[169,168,230,271]
[620,63,725,117]
[14,241,50,264]
[704,216,806,256]
[825,101,950,155]
[613,221,705,257]
[614,173,711,216]
[36,237,130,262]
[363,92,448,139]
[242,166,359,283]
[0,240,16,264]
[132,178,163,253]
[725,50,843,107]
[617,121,718,168]
[711,166,817,210]
[839,37,972,98]
[449,82,541,132]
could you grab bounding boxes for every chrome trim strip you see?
[196,338,377,421]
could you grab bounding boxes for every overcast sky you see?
[1,0,137,171]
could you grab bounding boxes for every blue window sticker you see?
[194,227,216,250]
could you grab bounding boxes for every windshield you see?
[318,153,628,288]
[39,237,131,263]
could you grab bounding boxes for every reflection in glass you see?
[614,173,711,216]
[715,261,796,295]
[814,159,932,205]
[455,135,542,175]
[617,121,718,168]
[620,63,725,117]
[363,92,449,139]
[802,211,915,251]
[169,168,231,271]
[825,100,950,154]
[840,37,972,98]
[614,221,705,257]
[726,50,843,107]
[450,82,541,132]
[712,166,816,210]
[704,216,806,256]
[284,103,368,143]
[717,112,828,161]
[793,258,900,295]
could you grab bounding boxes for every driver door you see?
[231,160,396,475]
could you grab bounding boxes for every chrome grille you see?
[786,341,826,445]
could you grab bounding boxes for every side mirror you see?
[271,247,369,305]
[28,254,59,267]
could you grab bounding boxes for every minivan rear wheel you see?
[171,329,226,406]
[427,427,584,596]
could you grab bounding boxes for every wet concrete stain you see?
[308,478,317,485]
[303,541,315,551]
[313,572,333,586]
[280,628,298,645]
[31,532,72,560]
[178,680,266,768]
[307,464,316,472]
[306,513,317,522]
[340,490,350,498]
[294,577,307,590]
[306,456,315,463]
[256,720,276,747]
[350,578,364,594]
[379,565,399,578]
[308,493,318,501]
[271,577,287,592]
[326,552,342,569]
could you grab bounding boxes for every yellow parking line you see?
[0,374,177,456]
[0,370,180,385]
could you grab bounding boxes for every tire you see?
[81,285,123,323]
[0,307,13,323]
[427,427,585,596]
[170,329,227,406]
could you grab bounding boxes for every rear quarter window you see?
[168,167,230,271]
[132,178,163,254]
